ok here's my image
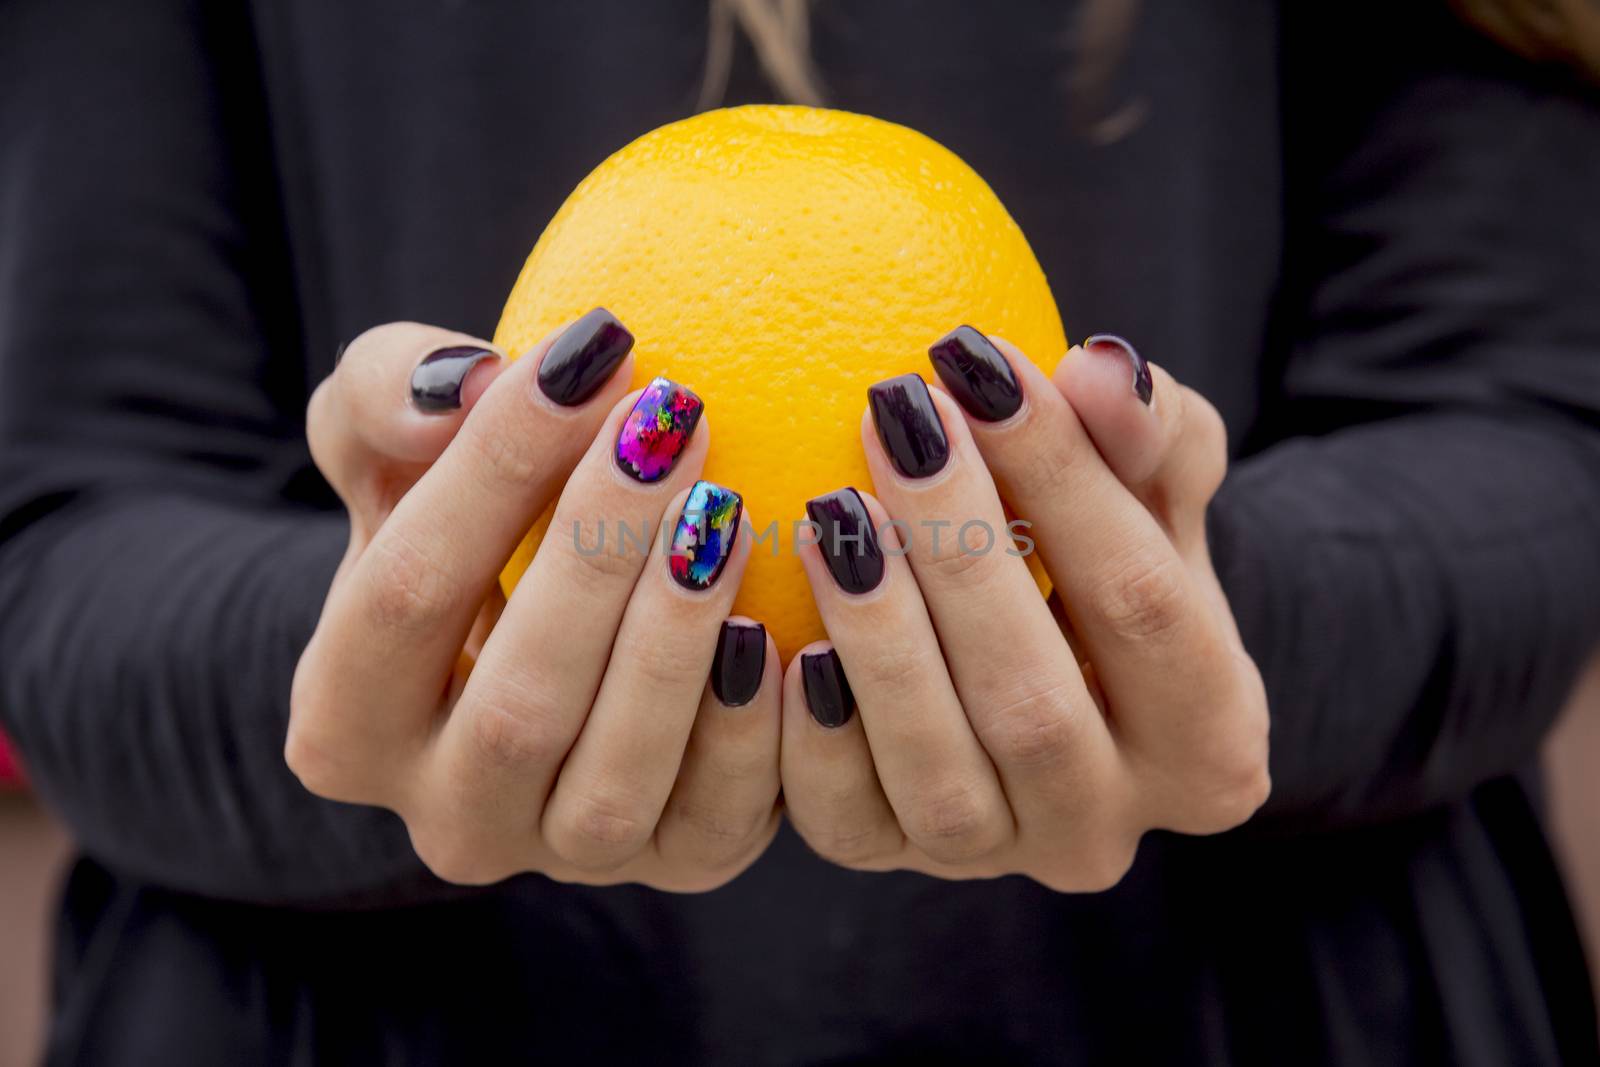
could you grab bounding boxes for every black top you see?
[3,1,1600,1064]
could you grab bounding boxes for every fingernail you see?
[868,373,950,479]
[712,621,766,707]
[928,325,1022,422]
[1083,334,1152,406]
[616,377,703,483]
[805,488,884,595]
[669,480,742,592]
[410,346,499,413]
[537,307,635,406]
[802,648,855,728]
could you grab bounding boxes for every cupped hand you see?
[287,311,780,891]
[782,329,1270,890]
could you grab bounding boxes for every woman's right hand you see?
[287,310,780,892]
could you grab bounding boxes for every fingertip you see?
[453,349,507,411]
[612,375,710,486]
[1053,341,1167,487]
[798,485,892,602]
[336,323,509,466]
[533,308,637,408]
[710,617,772,710]
[664,479,746,595]
[1082,335,1154,408]
[795,641,855,731]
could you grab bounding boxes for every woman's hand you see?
[781,329,1270,891]
[286,311,781,892]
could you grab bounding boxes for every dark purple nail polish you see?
[801,648,855,728]
[410,346,499,413]
[928,325,1022,422]
[537,307,635,406]
[669,481,742,592]
[805,488,884,595]
[1083,334,1152,406]
[616,377,703,483]
[868,373,950,479]
[712,621,766,707]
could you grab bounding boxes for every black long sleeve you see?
[0,0,433,904]
[7,3,1600,1063]
[1215,22,1600,828]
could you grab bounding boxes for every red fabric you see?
[0,732,24,789]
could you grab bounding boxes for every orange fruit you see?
[496,105,1066,661]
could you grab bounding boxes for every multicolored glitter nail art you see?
[616,377,704,483]
[670,481,743,591]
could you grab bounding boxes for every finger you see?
[926,330,1236,757]
[295,311,634,780]
[543,480,752,873]
[1050,335,1226,543]
[309,322,505,520]
[780,642,907,870]
[859,374,1109,827]
[652,619,783,884]
[798,486,1012,866]
[435,378,706,866]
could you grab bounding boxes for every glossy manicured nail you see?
[805,488,884,595]
[928,325,1022,422]
[616,377,704,483]
[711,621,766,707]
[868,373,950,479]
[669,480,742,591]
[537,307,635,406]
[802,648,855,728]
[410,346,499,413]
[1083,334,1152,406]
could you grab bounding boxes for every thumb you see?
[309,321,508,532]
[1046,334,1226,543]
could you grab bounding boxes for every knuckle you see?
[626,632,706,694]
[282,723,347,801]
[1183,390,1229,501]
[802,817,896,869]
[1206,670,1273,828]
[860,639,936,693]
[557,528,644,585]
[360,532,460,635]
[985,682,1078,768]
[464,698,567,772]
[1090,549,1190,643]
[546,791,654,871]
[1185,389,1228,454]
[1159,668,1272,835]
[465,416,548,488]
[1198,740,1272,831]
[1006,433,1092,507]
[694,737,778,795]
[1218,765,1272,828]
[918,531,995,588]
[305,380,339,471]
[902,783,1006,865]
[1179,767,1271,836]
[665,797,765,872]
[407,821,512,886]
[1038,837,1140,894]
[285,656,369,803]
[1078,840,1140,892]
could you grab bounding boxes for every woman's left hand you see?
[781,330,1270,890]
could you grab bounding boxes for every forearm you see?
[1211,409,1600,829]
[0,488,448,906]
